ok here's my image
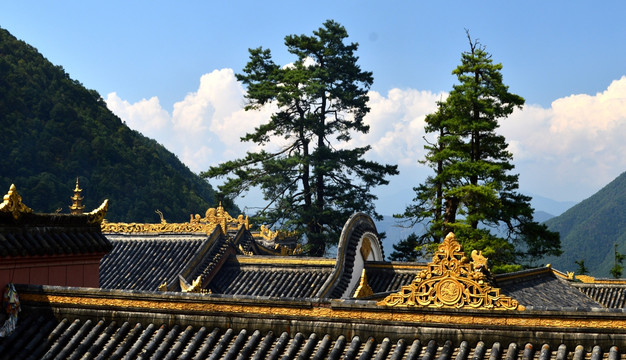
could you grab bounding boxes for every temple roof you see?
[4,182,626,357]
[100,212,385,299]
[0,185,111,257]
[495,267,602,310]
[206,256,335,298]
[2,284,625,359]
[99,232,216,291]
[2,310,623,360]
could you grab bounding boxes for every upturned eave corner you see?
[87,199,109,224]
[377,232,523,311]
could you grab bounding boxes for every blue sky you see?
[2,1,625,215]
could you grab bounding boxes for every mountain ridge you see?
[0,27,235,222]
[542,171,626,277]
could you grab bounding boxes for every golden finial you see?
[354,269,374,298]
[0,184,33,219]
[69,177,85,215]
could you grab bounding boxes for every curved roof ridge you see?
[315,213,381,298]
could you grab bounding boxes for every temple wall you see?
[0,254,103,290]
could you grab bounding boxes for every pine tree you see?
[398,32,560,272]
[389,233,423,262]
[204,20,398,256]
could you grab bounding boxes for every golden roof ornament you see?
[69,178,85,215]
[87,199,109,224]
[378,232,522,310]
[180,275,210,293]
[103,203,249,235]
[0,184,33,219]
[354,269,374,298]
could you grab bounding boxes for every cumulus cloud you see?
[355,88,446,166]
[500,76,626,201]
[105,93,170,138]
[106,69,626,206]
[107,69,270,173]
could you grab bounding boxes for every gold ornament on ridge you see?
[377,232,522,310]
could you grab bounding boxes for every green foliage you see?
[397,32,560,272]
[204,20,398,256]
[543,171,626,277]
[575,259,589,275]
[389,233,424,262]
[610,243,625,279]
[0,27,233,222]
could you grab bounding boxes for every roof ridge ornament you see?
[69,177,85,215]
[87,199,109,224]
[353,269,373,298]
[0,184,33,220]
[378,232,523,310]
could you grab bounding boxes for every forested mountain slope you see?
[0,27,233,222]
[543,171,626,277]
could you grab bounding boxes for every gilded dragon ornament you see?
[378,232,522,310]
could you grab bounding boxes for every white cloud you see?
[106,69,626,207]
[500,76,626,201]
[105,92,169,138]
[107,69,269,173]
[355,88,446,166]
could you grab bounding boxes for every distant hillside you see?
[0,27,235,222]
[543,171,626,277]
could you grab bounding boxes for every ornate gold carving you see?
[257,224,276,241]
[253,226,298,243]
[191,202,249,232]
[102,220,211,234]
[180,275,209,293]
[87,199,109,224]
[234,257,335,266]
[378,232,522,310]
[471,250,488,270]
[158,282,168,292]
[575,275,626,285]
[567,271,575,280]
[0,184,33,219]
[360,238,372,260]
[238,244,254,256]
[354,269,373,298]
[279,244,303,256]
[576,275,595,283]
[103,203,249,235]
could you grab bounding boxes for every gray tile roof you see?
[99,233,213,291]
[363,262,425,294]
[573,283,626,308]
[207,256,334,298]
[0,212,112,257]
[495,268,602,309]
[1,312,622,360]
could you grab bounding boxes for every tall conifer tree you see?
[399,32,560,271]
[204,20,398,256]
